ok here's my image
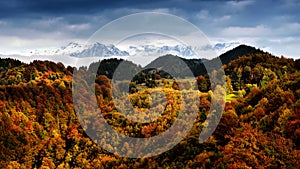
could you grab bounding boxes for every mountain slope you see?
[219,44,266,65]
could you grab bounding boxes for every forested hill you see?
[85,44,271,78]
[218,44,266,65]
[0,46,300,168]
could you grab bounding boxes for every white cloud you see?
[226,0,255,10]
[101,7,175,18]
[195,10,231,25]
[282,0,300,8]
[219,22,300,39]
[268,37,299,43]
[285,22,300,32]
[36,17,64,27]
[151,8,172,13]
[66,23,91,31]
[213,15,231,23]
[196,10,209,20]
[221,25,270,37]
[0,35,84,56]
[0,20,7,26]
[209,35,300,59]
[265,41,300,58]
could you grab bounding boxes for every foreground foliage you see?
[0,51,300,168]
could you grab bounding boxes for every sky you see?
[0,0,300,60]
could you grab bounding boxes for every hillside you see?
[0,47,300,168]
[85,44,269,79]
[219,44,266,65]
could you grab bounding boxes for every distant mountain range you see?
[31,42,129,57]
[1,42,265,69]
[30,41,241,58]
[87,44,269,79]
[127,44,202,57]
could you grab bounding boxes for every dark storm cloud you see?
[0,0,177,17]
[0,0,299,58]
[1,0,299,27]
[0,0,230,20]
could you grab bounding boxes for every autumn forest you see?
[0,45,300,168]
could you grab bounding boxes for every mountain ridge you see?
[28,41,241,58]
[0,44,275,78]
[84,44,275,79]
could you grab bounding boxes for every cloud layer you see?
[0,0,299,58]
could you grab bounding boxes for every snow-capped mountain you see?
[126,42,240,57]
[31,42,129,57]
[2,41,242,67]
[31,42,198,58]
[202,42,241,55]
[159,45,195,57]
[31,42,85,56]
[70,42,129,57]
[127,45,196,57]
[30,41,240,59]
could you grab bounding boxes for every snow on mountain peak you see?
[30,41,240,59]
[72,43,129,57]
[127,44,196,57]
[31,42,129,57]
